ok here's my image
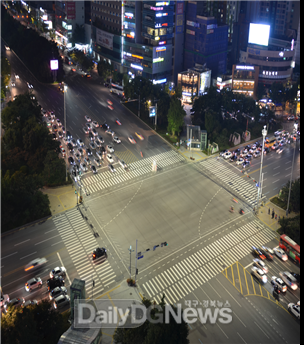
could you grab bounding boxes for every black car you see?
[264,147,270,154]
[91,165,97,174]
[230,155,238,162]
[92,247,106,260]
[46,276,65,291]
[68,157,75,165]
[100,146,106,154]
[259,247,273,260]
[87,148,92,156]
[242,161,250,169]
[102,123,109,130]
[245,154,252,161]
[234,148,241,156]
[66,131,72,139]
[89,132,95,141]
[67,143,74,152]
[290,272,300,286]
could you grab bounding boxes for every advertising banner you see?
[66,1,75,20]
[96,29,114,50]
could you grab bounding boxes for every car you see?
[4,298,22,311]
[259,246,273,260]
[27,82,33,89]
[11,80,16,87]
[5,45,10,51]
[274,248,288,261]
[85,73,91,78]
[22,300,38,308]
[50,267,66,279]
[41,109,47,117]
[107,99,113,105]
[46,276,65,291]
[279,272,298,290]
[135,132,144,140]
[113,136,121,144]
[80,163,87,172]
[85,115,91,122]
[68,157,75,165]
[87,148,93,156]
[252,246,266,260]
[288,303,300,319]
[0,294,10,308]
[60,147,66,157]
[242,148,248,155]
[272,143,279,150]
[67,143,74,152]
[52,133,57,140]
[96,151,103,159]
[77,138,84,147]
[233,148,241,156]
[95,140,101,148]
[223,151,232,159]
[24,257,47,272]
[107,145,114,153]
[100,146,106,154]
[274,130,283,137]
[276,147,284,154]
[91,165,97,174]
[128,135,136,144]
[92,247,107,260]
[102,123,110,130]
[271,276,287,292]
[264,147,270,154]
[220,149,228,157]
[94,158,101,167]
[25,277,42,292]
[83,126,89,134]
[92,121,99,128]
[89,132,95,141]
[50,111,55,118]
[106,128,115,136]
[89,142,96,150]
[253,258,268,274]
[236,157,244,165]
[58,131,63,139]
[77,148,84,156]
[53,294,70,309]
[251,267,267,283]
[52,124,58,132]
[92,128,98,136]
[49,286,68,300]
[108,164,115,173]
[96,135,104,144]
[49,116,55,123]
[66,130,71,139]
[116,118,121,125]
[119,160,127,169]
[86,123,92,130]
[74,152,81,161]
[15,74,19,79]
[230,155,238,162]
[253,151,261,158]
[245,154,252,161]
[56,119,62,127]
[242,161,250,169]
[279,140,286,147]
[106,154,114,163]
[290,272,300,286]
[108,105,114,110]
[71,138,77,147]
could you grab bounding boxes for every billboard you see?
[248,23,270,47]
[149,106,156,117]
[66,1,76,20]
[50,59,58,71]
[96,29,114,50]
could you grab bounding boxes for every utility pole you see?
[134,240,138,285]
[155,102,157,130]
[64,85,68,182]
[128,245,134,279]
[256,125,267,212]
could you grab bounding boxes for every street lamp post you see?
[286,122,298,216]
[64,85,68,182]
[256,125,267,213]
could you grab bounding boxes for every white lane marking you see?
[35,234,61,245]
[20,252,37,260]
[2,252,18,260]
[254,321,270,339]
[14,239,30,246]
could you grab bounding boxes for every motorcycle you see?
[239,208,244,215]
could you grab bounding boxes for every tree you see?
[278,214,300,244]
[113,297,189,344]
[1,300,69,344]
[279,178,300,213]
[43,150,68,187]
[167,96,186,137]
[97,60,111,81]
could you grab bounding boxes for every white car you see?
[107,145,114,153]
[41,109,47,117]
[85,115,91,122]
[279,272,298,290]
[24,258,47,272]
[271,276,287,292]
[106,154,114,163]
[92,121,99,128]
[106,129,115,136]
[77,138,84,147]
[251,267,267,283]
[253,258,268,274]
[253,151,261,158]
[50,111,55,118]
[15,74,19,79]
[56,119,62,127]
[236,157,244,165]
[27,82,33,89]
[274,248,288,261]
[53,295,70,309]
[80,163,87,171]
[113,136,121,144]
[288,303,300,319]
[223,151,232,159]
[0,294,9,308]
[50,267,66,279]
[119,160,127,169]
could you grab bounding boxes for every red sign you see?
[66,1,75,20]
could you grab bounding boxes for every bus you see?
[110,83,124,97]
[279,234,300,264]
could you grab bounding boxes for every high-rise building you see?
[184,1,228,78]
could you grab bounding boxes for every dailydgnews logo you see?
[74,299,232,328]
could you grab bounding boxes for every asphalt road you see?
[1,45,300,343]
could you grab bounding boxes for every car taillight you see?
[25,265,34,271]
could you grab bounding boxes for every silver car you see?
[24,257,47,272]
[25,277,43,292]
[50,266,66,279]
[53,294,70,309]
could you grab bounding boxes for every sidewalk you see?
[43,184,78,215]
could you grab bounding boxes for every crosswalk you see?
[140,220,276,305]
[81,150,184,194]
[198,159,264,205]
[53,208,116,296]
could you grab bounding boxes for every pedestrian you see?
[275,214,277,220]
[278,216,280,221]
[268,208,270,215]
[272,211,275,219]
